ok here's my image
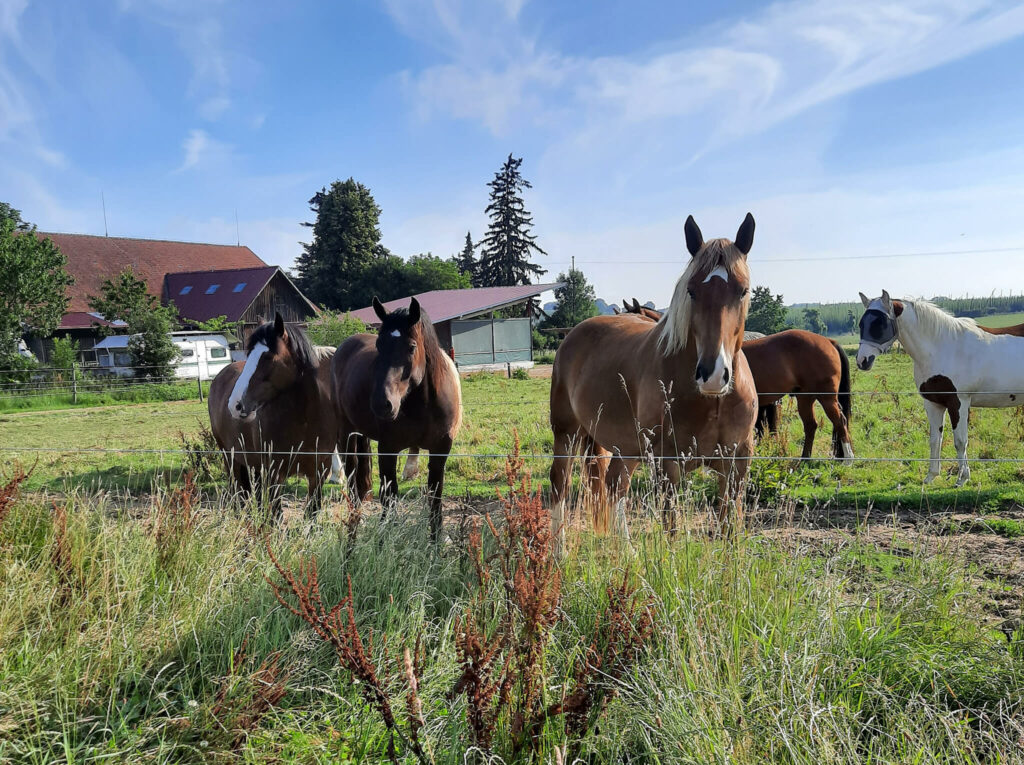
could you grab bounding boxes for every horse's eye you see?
[740,288,749,298]
[687,289,696,299]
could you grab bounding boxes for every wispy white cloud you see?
[396,0,1024,150]
[174,128,229,172]
[118,0,237,121]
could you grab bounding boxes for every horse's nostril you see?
[723,367,730,385]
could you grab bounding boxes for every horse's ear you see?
[632,298,641,311]
[735,213,755,256]
[274,312,285,337]
[880,290,894,315]
[859,292,871,309]
[372,296,388,322]
[408,297,421,325]
[684,215,703,257]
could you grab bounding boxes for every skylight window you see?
[179,286,192,295]
[233,282,247,293]
[205,284,220,295]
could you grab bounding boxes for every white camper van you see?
[93,331,232,380]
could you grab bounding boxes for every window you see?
[180,348,195,358]
[205,284,220,294]
[232,282,247,293]
[209,347,227,359]
[179,285,192,295]
[114,352,131,366]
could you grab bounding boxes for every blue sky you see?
[4,0,1024,305]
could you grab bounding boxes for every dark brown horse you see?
[621,300,853,461]
[331,297,462,540]
[209,314,337,521]
[550,214,759,550]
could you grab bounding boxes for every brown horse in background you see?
[209,314,337,521]
[622,300,853,461]
[332,297,462,540]
[550,214,759,549]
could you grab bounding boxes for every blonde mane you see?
[903,299,986,341]
[657,239,750,354]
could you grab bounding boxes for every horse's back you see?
[980,322,1024,338]
[743,329,842,379]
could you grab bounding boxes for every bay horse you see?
[331,297,462,540]
[209,314,337,521]
[857,291,1024,485]
[621,301,853,461]
[550,214,759,549]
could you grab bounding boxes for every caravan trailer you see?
[93,331,232,380]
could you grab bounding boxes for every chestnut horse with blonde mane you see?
[550,214,759,548]
[621,299,853,462]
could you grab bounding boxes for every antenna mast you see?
[235,209,240,246]
[101,191,108,237]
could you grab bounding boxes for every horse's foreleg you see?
[355,436,373,502]
[305,472,323,521]
[952,399,971,486]
[660,458,682,534]
[426,442,452,542]
[549,428,578,555]
[820,396,853,463]
[604,455,638,541]
[923,400,945,484]
[796,396,818,461]
[378,448,399,521]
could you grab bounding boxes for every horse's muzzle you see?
[695,354,731,395]
[229,401,257,421]
[371,397,400,421]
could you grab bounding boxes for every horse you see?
[857,290,1024,485]
[550,214,759,548]
[620,301,853,461]
[209,314,337,522]
[331,297,463,540]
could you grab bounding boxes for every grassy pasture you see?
[4,353,1024,513]
[2,355,1024,761]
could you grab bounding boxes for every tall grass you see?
[1,465,1021,762]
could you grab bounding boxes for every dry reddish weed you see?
[211,637,292,748]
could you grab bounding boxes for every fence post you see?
[72,365,78,405]
[196,364,204,403]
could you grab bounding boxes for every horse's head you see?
[228,313,314,421]
[662,213,754,395]
[370,296,428,421]
[856,290,903,371]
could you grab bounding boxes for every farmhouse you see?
[30,232,318,363]
[350,284,562,367]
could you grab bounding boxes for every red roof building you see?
[350,284,562,366]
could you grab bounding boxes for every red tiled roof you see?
[40,232,267,313]
[58,311,126,330]
[350,284,563,326]
[164,266,282,322]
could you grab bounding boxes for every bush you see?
[306,311,368,348]
[49,337,79,370]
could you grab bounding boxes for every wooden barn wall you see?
[241,272,316,330]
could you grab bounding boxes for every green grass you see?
[5,353,1024,513]
[976,312,1024,328]
[0,484,1021,763]
[0,379,210,414]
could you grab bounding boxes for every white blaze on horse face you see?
[703,265,729,284]
[390,329,401,337]
[228,342,268,420]
[699,343,733,395]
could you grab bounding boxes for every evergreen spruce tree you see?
[455,231,478,285]
[295,179,383,310]
[477,154,546,286]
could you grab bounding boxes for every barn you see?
[31,232,318,363]
[350,284,562,367]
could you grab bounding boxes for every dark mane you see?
[387,307,450,392]
[247,320,319,375]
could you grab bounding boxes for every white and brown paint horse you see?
[550,214,759,549]
[332,297,463,540]
[209,314,337,521]
[857,291,1024,485]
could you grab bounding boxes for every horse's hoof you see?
[923,472,939,484]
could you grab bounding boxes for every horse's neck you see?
[897,312,952,369]
[653,337,702,397]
